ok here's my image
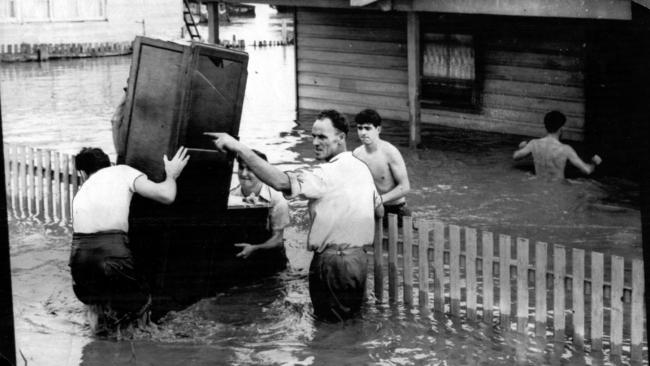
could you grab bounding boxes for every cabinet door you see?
[123,37,249,220]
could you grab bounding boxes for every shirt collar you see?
[230,184,271,202]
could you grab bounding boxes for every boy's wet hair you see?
[544,111,566,133]
[354,109,382,128]
[237,149,267,165]
[317,109,349,135]
[75,147,110,175]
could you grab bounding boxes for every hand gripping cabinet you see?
[121,37,282,317]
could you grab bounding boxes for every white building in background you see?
[0,0,182,46]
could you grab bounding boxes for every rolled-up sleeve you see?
[285,167,329,200]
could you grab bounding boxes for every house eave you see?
[210,0,632,20]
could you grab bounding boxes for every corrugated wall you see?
[296,8,586,140]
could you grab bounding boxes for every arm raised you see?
[205,132,291,193]
[134,146,190,204]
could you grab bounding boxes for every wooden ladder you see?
[183,0,202,41]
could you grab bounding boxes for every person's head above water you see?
[75,147,110,176]
[237,149,267,194]
[354,109,382,128]
[544,110,566,134]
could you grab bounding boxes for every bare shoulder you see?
[379,140,404,160]
[352,145,364,156]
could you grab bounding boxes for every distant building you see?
[0,0,182,46]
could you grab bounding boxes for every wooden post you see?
[207,3,219,44]
[433,221,444,313]
[373,217,384,303]
[610,256,624,356]
[590,251,604,352]
[553,245,566,341]
[388,213,398,304]
[418,219,430,313]
[534,242,548,337]
[449,225,461,317]
[571,248,585,349]
[3,144,9,196]
[499,234,511,325]
[465,227,477,321]
[482,231,494,323]
[406,11,421,148]
[403,216,414,308]
[630,259,644,362]
[516,238,529,334]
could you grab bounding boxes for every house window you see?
[0,0,18,19]
[20,0,106,21]
[421,33,479,110]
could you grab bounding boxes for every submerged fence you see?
[3,143,647,361]
[373,214,646,362]
[4,144,80,225]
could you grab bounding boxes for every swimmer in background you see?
[513,110,602,180]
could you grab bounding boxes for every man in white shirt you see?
[229,149,290,269]
[206,109,383,322]
[70,146,189,332]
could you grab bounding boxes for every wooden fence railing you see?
[4,144,81,225]
[373,214,646,362]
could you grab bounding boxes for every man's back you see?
[529,137,570,180]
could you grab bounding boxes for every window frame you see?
[419,28,482,113]
[16,0,108,23]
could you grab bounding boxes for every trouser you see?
[308,245,368,322]
[69,231,150,320]
[383,202,411,228]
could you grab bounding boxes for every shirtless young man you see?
[352,109,411,225]
[513,110,602,180]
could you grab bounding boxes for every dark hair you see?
[237,149,268,165]
[317,109,348,135]
[75,147,110,175]
[354,109,382,128]
[544,111,566,133]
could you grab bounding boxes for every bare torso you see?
[353,141,405,205]
[529,137,570,180]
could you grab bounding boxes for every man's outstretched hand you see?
[204,132,240,153]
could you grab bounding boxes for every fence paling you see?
[499,234,512,325]
[402,216,414,308]
[482,231,494,323]
[418,219,430,313]
[553,245,566,341]
[18,146,26,219]
[465,227,477,321]
[36,148,44,220]
[373,217,383,303]
[52,151,61,223]
[572,248,585,348]
[449,225,461,317]
[61,154,69,225]
[388,214,398,304]
[43,149,52,223]
[26,147,35,217]
[631,259,645,361]
[516,238,529,334]
[432,221,444,313]
[535,242,548,337]
[610,256,624,356]
[591,252,604,352]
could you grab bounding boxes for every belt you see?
[319,244,366,255]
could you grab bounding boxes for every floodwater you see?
[0,5,644,366]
